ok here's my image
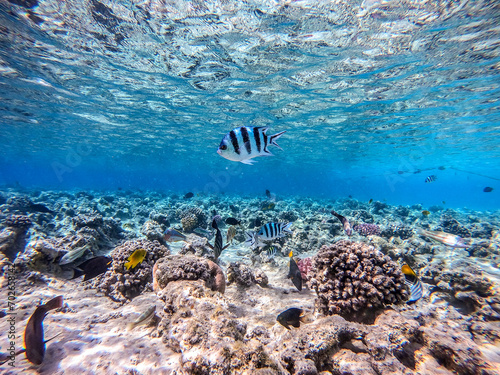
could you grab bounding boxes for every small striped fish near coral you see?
[245,222,293,248]
[217,126,286,164]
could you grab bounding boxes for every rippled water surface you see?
[0,0,499,207]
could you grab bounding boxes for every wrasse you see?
[331,210,352,236]
[164,228,187,243]
[417,228,468,248]
[127,305,156,331]
[217,126,286,165]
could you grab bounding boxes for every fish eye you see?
[220,144,227,150]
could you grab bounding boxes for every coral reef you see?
[380,223,414,240]
[152,254,225,294]
[95,239,170,302]
[0,215,32,260]
[309,240,408,321]
[296,257,312,281]
[226,262,258,287]
[178,207,207,232]
[353,223,381,236]
[439,214,471,238]
[140,220,165,243]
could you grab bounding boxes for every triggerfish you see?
[277,308,307,330]
[124,249,147,270]
[288,251,302,291]
[24,296,63,365]
[417,228,468,249]
[217,126,286,165]
[331,210,352,236]
[164,228,187,243]
[401,264,423,303]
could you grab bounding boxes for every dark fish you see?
[484,187,494,193]
[207,219,229,261]
[72,256,112,281]
[29,203,53,213]
[24,296,63,365]
[225,217,241,225]
[277,307,306,330]
[288,251,302,291]
[402,265,423,303]
[438,166,446,170]
[265,189,271,198]
[217,126,286,165]
[422,210,430,216]
[331,210,352,236]
[184,192,194,199]
[425,175,437,183]
[368,199,373,204]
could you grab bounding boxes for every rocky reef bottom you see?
[0,188,499,374]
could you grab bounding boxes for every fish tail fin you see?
[211,219,218,230]
[283,222,293,234]
[245,231,256,247]
[43,296,63,311]
[269,130,286,150]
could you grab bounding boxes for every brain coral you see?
[309,240,407,321]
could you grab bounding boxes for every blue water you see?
[0,0,499,210]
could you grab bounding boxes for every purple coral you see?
[309,240,407,321]
[297,257,312,281]
[353,223,380,236]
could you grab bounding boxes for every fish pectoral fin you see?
[206,243,214,250]
[222,243,231,250]
[240,159,256,165]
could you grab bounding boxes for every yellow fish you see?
[124,249,147,270]
[401,264,417,279]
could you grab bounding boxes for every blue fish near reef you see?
[245,222,293,248]
[217,126,286,165]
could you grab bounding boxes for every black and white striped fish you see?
[217,126,286,165]
[425,175,437,183]
[245,222,293,248]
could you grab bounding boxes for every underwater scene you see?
[1,0,500,374]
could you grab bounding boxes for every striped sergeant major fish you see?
[417,228,468,249]
[245,222,293,248]
[425,175,437,183]
[217,126,286,165]
[401,264,423,303]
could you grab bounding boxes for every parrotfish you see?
[24,296,63,365]
[217,126,286,165]
[401,264,423,303]
[127,305,156,331]
[277,307,306,330]
[331,210,352,236]
[164,228,187,242]
[288,251,302,291]
[124,249,147,270]
[417,228,468,249]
